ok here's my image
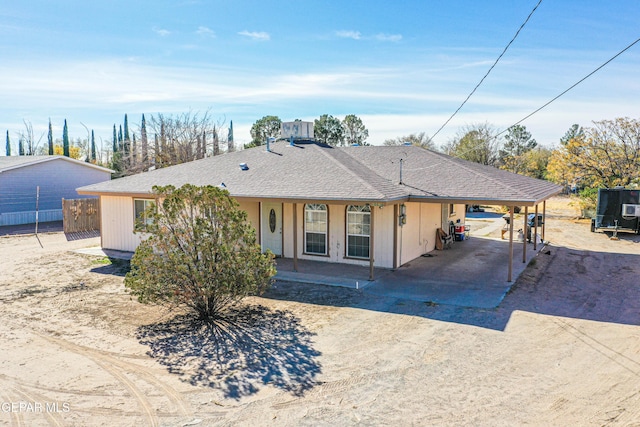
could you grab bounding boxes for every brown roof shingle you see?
[78,140,561,205]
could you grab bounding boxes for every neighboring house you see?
[78,140,561,271]
[0,155,113,226]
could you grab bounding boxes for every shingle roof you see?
[343,146,562,204]
[77,141,561,205]
[0,155,113,174]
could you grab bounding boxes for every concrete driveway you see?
[275,234,543,309]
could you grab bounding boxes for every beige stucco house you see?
[77,140,561,276]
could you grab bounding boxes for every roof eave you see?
[407,189,563,206]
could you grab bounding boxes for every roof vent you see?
[266,137,275,152]
[239,163,249,171]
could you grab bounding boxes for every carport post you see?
[523,206,528,263]
[369,204,375,281]
[508,207,514,282]
[534,204,539,250]
[293,203,298,272]
[542,201,546,242]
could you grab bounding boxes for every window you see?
[449,203,456,216]
[346,205,370,258]
[305,204,327,255]
[134,199,155,230]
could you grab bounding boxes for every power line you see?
[495,35,640,138]
[444,35,640,161]
[431,0,543,141]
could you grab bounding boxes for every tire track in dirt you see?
[0,373,113,397]
[0,388,25,427]
[36,333,194,425]
[11,387,65,427]
[271,366,409,410]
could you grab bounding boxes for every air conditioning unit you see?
[621,204,640,217]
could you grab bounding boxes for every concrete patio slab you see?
[275,234,544,309]
[75,246,134,260]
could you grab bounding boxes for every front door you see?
[441,203,448,229]
[262,202,282,256]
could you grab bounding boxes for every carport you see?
[275,219,546,309]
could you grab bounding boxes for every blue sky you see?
[1,0,638,153]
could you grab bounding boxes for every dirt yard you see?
[1,196,639,426]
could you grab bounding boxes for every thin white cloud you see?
[336,30,361,40]
[1,50,637,149]
[196,26,215,37]
[238,30,270,41]
[375,33,402,42]
[153,27,171,37]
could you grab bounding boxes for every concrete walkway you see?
[276,235,544,309]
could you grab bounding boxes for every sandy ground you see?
[1,196,639,426]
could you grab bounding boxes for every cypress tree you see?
[91,130,96,162]
[48,119,54,155]
[112,124,118,153]
[124,114,130,141]
[63,119,70,157]
[18,137,24,155]
[118,125,123,152]
[228,120,234,152]
[5,130,11,156]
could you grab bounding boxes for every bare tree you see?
[442,123,501,166]
[384,132,434,150]
[143,111,227,172]
[20,120,44,155]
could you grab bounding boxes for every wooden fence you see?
[62,198,100,234]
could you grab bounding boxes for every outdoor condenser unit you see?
[621,204,640,217]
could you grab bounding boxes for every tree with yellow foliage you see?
[53,144,81,159]
[548,118,640,189]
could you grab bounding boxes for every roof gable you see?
[0,155,113,174]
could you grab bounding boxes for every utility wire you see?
[431,0,543,141]
[495,35,640,138]
[443,35,640,161]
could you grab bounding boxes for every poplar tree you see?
[48,119,54,155]
[91,130,96,162]
[63,119,70,157]
[141,114,148,170]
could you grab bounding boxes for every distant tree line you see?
[6,110,639,195]
[247,114,370,148]
[4,111,235,178]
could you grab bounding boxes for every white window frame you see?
[133,198,155,230]
[304,203,328,255]
[346,205,371,259]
